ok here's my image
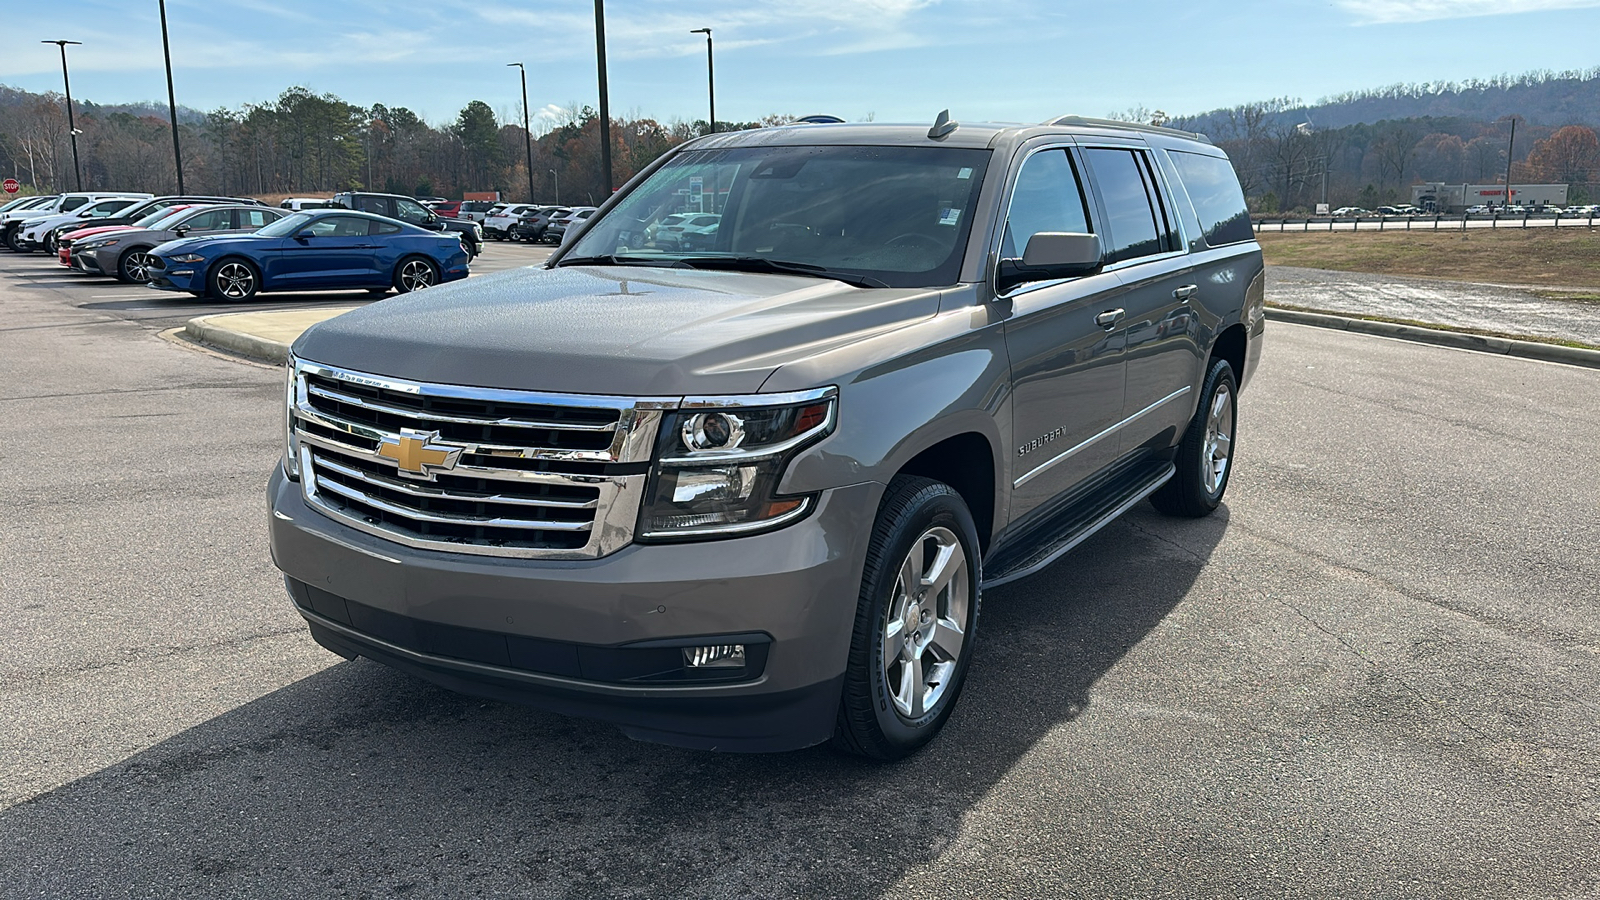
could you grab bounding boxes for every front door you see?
[269,214,378,288]
[999,146,1128,525]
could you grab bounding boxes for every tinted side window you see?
[370,220,403,235]
[242,209,277,228]
[1168,150,1253,247]
[1001,149,1091,259]
[353,196,388,215]
[185,209,232,231]
[61,196,90,212]
[1083,148,1170,265]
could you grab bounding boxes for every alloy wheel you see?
[215,262,255,299]
[399,259,436,292]
[883,525,970,719]
[125,252,156,284]
[1202,382,1234,495]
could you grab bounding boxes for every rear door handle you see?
[1173,284,1198,301]
[1094,308,1126,329]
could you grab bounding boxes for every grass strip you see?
[1266,302,1600,351]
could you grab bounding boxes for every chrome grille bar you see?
[305,382,621,432]
[314,454,599,511]
[315,476,594,532]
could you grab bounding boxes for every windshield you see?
[256,212,314,237]
[143,208,197,230]
[562,144,991,288]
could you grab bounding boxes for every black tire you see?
[1151,357,1238,518]
[116,247,158,284]
[833,475,982,760]
[2,226,20,252]
[393,256,440,293]
[208,257,261,301]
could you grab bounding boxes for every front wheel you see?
[117,248,158,284]
[209,258,260,301]
[833,476,981,760]
[394,256,439,293]
[1151,357,1238,517]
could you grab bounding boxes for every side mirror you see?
[296,229,316,240]
[174,225,190,237]
[996,232,1103,292]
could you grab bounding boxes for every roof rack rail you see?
[796,114,845,124]
[1042,115,1212,144]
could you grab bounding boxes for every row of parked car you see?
[0,190,472,300]
[1325,204,1597,217]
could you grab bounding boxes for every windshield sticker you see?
[957,167,973,179]
[938,208,962,227]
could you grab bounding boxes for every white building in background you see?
[1412,182,1569,212]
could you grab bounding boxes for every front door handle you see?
[1094,308,1126,330]
[1173,284,1199,301]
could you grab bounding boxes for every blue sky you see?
[3,0,1599,130]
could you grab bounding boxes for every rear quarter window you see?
[1169,151,1253,247]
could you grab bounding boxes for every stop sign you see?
[1,179,18,194]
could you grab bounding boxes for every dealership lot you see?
[1,252,1597,897]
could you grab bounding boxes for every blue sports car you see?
[145,209,471,300]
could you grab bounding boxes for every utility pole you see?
[508,63,536,204]
[594,0,613,195]
[157,1,184,193]
[1503,118,1517,209]
[690,28,715,134]
[42,40,83,191]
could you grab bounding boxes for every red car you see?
[427,200,462,218]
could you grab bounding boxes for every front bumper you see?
[268,467,880,752]
[77,247,117,277]
[148,261,206,293]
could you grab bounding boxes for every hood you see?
[293,264,943,396]
[63,224,138,242]
[153,232,271,254]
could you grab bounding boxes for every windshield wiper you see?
[671,256,890,288]
[554,254,669,267]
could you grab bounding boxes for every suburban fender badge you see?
[376,429,463,480]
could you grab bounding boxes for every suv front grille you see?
[290,361,671,559]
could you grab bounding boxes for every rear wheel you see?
[1151,357,1237,517]
[833,476,981,760]
[394,256,440,293]
[117,248,158,284]
[209,258,260,301]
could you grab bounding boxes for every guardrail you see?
[1253,212,1600,233]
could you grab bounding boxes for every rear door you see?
[1078,143,1201,454]
[998,144,1128,525]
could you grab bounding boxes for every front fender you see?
[771,294,1012,529]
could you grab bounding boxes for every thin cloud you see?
[1337,0,1600,23]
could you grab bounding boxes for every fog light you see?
[684,644,745,668]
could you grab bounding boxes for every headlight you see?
[170,253,206,263]
[283,359,301,479]
[81,238,119,250]
[640,389,837,539]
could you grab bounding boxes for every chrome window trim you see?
[989,140,1092,302]
[1013,386,1191,488]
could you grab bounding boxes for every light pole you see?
[1503,118,1517,209]
[594,0,613,195]
[549,168,560,205]
[508,63,536,204]
[690,28,715,135]
[157,1,184,193]
[42,40,83,191]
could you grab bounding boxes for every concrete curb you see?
[183,314,292,365]
[1265,307,1600,370]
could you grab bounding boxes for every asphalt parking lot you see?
[2,248,1597,898]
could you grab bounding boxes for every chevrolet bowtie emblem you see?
[376,429,462,480]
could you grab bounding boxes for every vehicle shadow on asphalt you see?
[0,505,1226,897]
